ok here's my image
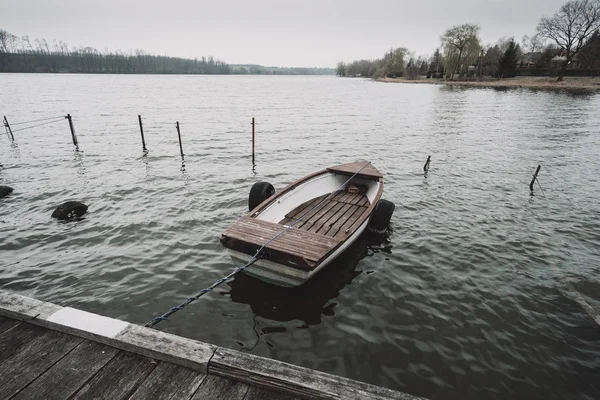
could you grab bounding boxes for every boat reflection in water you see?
[224,231,392,327]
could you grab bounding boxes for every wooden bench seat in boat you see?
[221,216,341,271]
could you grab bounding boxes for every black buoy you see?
[52,201,88,220]
[0,186,13,199]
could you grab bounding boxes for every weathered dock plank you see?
[0,290,425,400]
[0,290,62,321]
[0,315,20,335]
[0,292,216,373]
[0,324,83,399]
[244,385,302,400]
[190,374,249,400]
[0,323,44,364]
[71,351,157,399]
[11,340,118,400]
[129,362,206,400]
[113,323,215,373]
[210,347,423,400]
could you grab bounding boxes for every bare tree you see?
[0,29,8,52]
[0,29,8,71]
[521,34,545,54]
[537,0,600,81]
[21,36,33,52]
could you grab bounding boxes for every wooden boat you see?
[220,161,394,287]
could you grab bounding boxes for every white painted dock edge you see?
[0,290,215,373]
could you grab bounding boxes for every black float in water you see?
[368,199,395,234]
[0,186,14,199]
[530,165,541,192]
[51,201,88,220]
[423,155,431,173]
[248,181,275,211]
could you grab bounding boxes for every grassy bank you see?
[379,76,600,91]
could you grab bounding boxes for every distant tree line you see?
[0,29,334,75]
[337,0,600,82]
[231,65,334,75]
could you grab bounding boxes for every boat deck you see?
[279,191,370,238]
[221,190,371,271]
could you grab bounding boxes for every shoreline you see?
[378,76,600,91]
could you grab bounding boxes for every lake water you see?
[1,74,599,400]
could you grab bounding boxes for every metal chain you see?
[144,255,263,328]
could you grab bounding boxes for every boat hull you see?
[221,161,385,287]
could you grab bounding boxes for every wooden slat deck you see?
[0,291,425,400]
[280,191,370,238]
[0,315,297,400]
[221,190,371,270]
[222,216,341,269]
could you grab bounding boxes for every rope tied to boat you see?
[144,160,373,328]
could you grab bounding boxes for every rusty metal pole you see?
[530,165,541,192]
[252,117,255,164]
[138,115,147,152]
[176,121,184,159]
[3,116,14,142]
[65,114,79,150]
[423,155,431,173]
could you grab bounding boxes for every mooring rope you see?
[145,161,373,328]
[10,118,65,133]
[9,115,65,126]
[536,177,547,198]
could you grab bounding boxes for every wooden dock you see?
[0,290,424,400]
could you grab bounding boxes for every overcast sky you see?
[0,0,566,67]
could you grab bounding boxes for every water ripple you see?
[1,75,599,399]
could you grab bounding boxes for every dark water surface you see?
[1,74,600,399]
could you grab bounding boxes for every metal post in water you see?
[530,165,541,192]
[423,155,431,173]
[138,115,147,152]
[252,117,255,164]
[3,116,14,142]
[176,121,184,159]
[65,114,79,149]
